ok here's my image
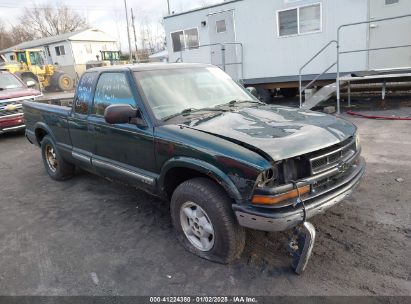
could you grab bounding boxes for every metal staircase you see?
[298,14,411,114]
[300,79,348,110]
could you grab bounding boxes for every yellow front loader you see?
[86,51,129,70]
[0,49,74,92]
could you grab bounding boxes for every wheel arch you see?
[159,157,242,201]
[33,122,55,146]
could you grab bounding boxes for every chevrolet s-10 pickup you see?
[23,63,365,273]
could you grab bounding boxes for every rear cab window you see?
[74,72,98,115]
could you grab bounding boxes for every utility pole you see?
[167,0,171,15]
[131,8,139,63]
[124,0,133,62]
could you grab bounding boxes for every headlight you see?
[256,166,278,188]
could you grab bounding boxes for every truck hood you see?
[0,88,41,101]
[183,105,356,161]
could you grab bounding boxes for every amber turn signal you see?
[252,185,311,205]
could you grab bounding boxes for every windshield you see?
[0,72,24,90]
[102,51,120,61]
[135,67,257,120]
[29,52,44,65]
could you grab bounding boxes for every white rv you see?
[164,0,411,101]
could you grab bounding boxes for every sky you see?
[0,0,223,51]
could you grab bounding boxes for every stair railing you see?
[298,40,337,108]
[336,13,411,114]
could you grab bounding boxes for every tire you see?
[52,72,74,92]
[170,177,245,264]
[280,88,298,99]
[256,87,273,103]
[41,135,75,181]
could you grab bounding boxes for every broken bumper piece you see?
[233,157,366,232]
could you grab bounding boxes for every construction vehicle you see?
[0,49,74,92]
[86,50,129,70]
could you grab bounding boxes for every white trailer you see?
[164,0,411,102]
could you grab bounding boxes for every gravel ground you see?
[0,110,410,296]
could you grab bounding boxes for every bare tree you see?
[136,14,165,59]
[0,22,14,49]
[12,2,87,41]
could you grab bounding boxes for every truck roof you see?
[86,63,213,73]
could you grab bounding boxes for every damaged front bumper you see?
[233,156,366,232]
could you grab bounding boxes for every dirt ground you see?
[0,106,410,296]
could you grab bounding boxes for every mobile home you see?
[164,0,411,100]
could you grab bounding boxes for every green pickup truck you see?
[23,63,365,270]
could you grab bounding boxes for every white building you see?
[164,0,411,93]
[0,28,120,80]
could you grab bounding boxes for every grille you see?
[0,100,24,118]
[308,137,356,175]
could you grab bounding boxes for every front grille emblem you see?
[5,104,18,111]
[337,161,350,173]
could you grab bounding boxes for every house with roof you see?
[0,28,120,80]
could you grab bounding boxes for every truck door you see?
[208,10,239,80]
[69,71,98,168]
[368,0,411,69]
[88,71,157,189]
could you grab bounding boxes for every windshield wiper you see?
[216,99,263,108]
[162,107,228,122]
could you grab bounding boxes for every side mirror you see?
[26,80,36,88]
[104,104,146,126]
[246,87,258,98]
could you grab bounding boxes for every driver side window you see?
[92,72,135,116]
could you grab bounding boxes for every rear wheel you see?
[170,178,245,264]
[41,135,74,180]
[51,72,74,91]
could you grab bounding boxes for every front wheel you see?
[41,135,75,181]
[170,178,245,264]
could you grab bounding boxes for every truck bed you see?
[23,100,72,148]
[35,92,74,107]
